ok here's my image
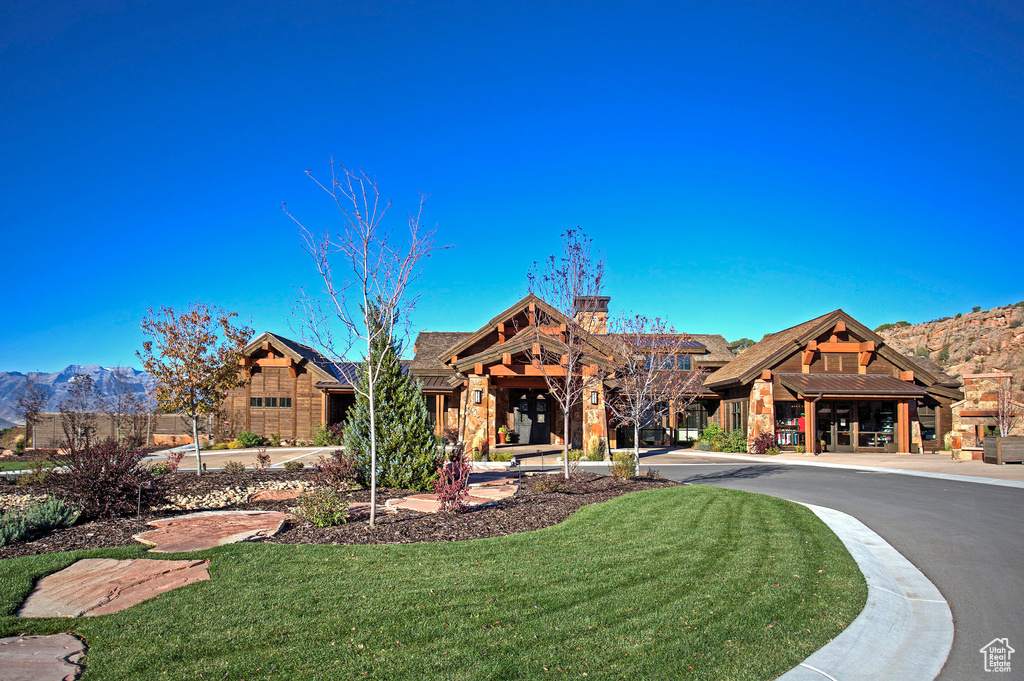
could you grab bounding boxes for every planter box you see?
[983,436,1024,465]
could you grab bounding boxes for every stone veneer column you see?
[747,378,775,451]
[950,372,1013,460]
[463,375,490,459]
[582,385,609,460]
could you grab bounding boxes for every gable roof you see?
[436,293,571,363]
[704,309,955,391]
[244,332,350,384]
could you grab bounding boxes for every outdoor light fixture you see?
[590,391,599,405]
[473,389,483,404]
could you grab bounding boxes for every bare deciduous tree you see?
[13,375,48,449]
[285,161,439,527]
[527,229,606,479]
[59,372,101,452]
[607,314,709,470]
[103,366,151,446]
[993,380,1021,437]
[138,303,252,475]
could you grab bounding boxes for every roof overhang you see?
[776,373,928,399]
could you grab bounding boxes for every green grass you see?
[0,460,55,472]
[0,486,866,680]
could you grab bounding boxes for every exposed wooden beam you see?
[502,352,512,365]
[760,369,772,381]
[451,355,459,365]
[528,302,536,326]
[833,321,847,334]
[859,351,872,366]
[806,340,818,352]
[262,341,271,351]
[254,357,294,368]
[288,366,298,378]
[817,341,869,353]
[497,323,505,344]
[532,342,541,357]
[900,371,914,382]
[859,341,875,352]
[474,363,484,376]
[489,364,567,377]
[802,350,815,365]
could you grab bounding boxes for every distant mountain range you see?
[0,366,156,426]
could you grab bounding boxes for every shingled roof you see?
[705,312,836,388]
[412,331,474,374]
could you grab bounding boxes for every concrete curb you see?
[779,503,953,681]
[673,452,1024,489]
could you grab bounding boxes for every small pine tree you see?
[343,320,440,492]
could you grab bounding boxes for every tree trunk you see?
[192,416,202,477]
[563,408,570,479]
[633,423,640,475]
[369,374,377,528]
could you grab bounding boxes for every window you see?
[678,355,692,370]
[250,397,262,408]
[265,397,277,408]
[280,397,292,408]
[251,396,290,408]
[729,402,745,433]
[425,395,437,427]
[918,404,936,441]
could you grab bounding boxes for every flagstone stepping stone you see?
[383,485,520,513]
[134,510,290,553]
[0,633,86,680]
[18,559,209,618]
[248,488,303,502]
[466,485,518,501]
[470,476,518,487]
[345,502,397,519]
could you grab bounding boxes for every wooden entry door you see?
[514,390,551,444]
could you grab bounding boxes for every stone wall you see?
[582,386,609,460]
[747,378,775,451]
[950,372,1016,460]
[461,375,490,459]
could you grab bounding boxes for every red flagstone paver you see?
[467,486,517,501]
[0,633,86,680]
[345,502,396,519]
[389,497,442,513]
[134,510,290,553]
[18,559,209,618]
[382,483,520,513]
[471,476,518,487]
[248,489,303,502]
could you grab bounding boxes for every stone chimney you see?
[574,296,610,335]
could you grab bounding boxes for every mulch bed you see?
[0,471,677,559]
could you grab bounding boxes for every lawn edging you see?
[779,502,953,681]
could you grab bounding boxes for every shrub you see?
[566,449,584,462]
[227,440,245,450]
[294,487,349,527]
[24,496,79,532]
[17,461,51,487]
[532,473,562,492]
[311,422,344,447]
[587,437,605,461]
[166,451,184,472]
[268,433,282,447]
[283,460,305,470]
[937,346,950,363]
[254,449,271,471]
[44,439,153,520]
[972,306,981,313]
[223,460,246,473]
[874,323,894,332]
[0,513,27,546]
[750,432,775,455]
[13,434,26,454]
[694,440,712,451]
[314,450,356,491]
[489,449,514,462]
[721,429,749,453]
[955,312,962,319]
[611,450,636,478]
[433,455,471,513]
[237,430,263,448]
[765,447,781,456]
[942,432,953,451]
[915,346,930,357]
[151,461,173,475]
[794,445,806,454]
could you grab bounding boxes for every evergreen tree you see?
[343,317,440,491]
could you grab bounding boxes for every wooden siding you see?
[223,364,323,441]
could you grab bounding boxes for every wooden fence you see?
[30,412,215,449]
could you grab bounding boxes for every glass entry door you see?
[816,401,855,452]
[514,390,551,445]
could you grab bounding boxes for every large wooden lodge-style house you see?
[222,294,962,455]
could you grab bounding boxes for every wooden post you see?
[897,400,910,453]
[804,399,815,453]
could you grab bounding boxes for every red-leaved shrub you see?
[46,439,154,519]
[315,449,356,491]
[433,455,471,513]
[750,432,775,455]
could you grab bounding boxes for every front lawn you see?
[0,485,865,680]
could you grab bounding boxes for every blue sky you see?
[2,0,1022,372]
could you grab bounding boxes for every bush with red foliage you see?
[314,449,356,491]
[433,454,471,513]
[45,439,154,519]
[750,432,775,455]
[166,451,185,472]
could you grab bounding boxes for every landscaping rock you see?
[249,488,303,502]
[0,633,86,680]
[134,510,291,552]
[18,559,209,618]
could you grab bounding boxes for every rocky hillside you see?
[877,303,1024,387]
[0,366,155,425]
